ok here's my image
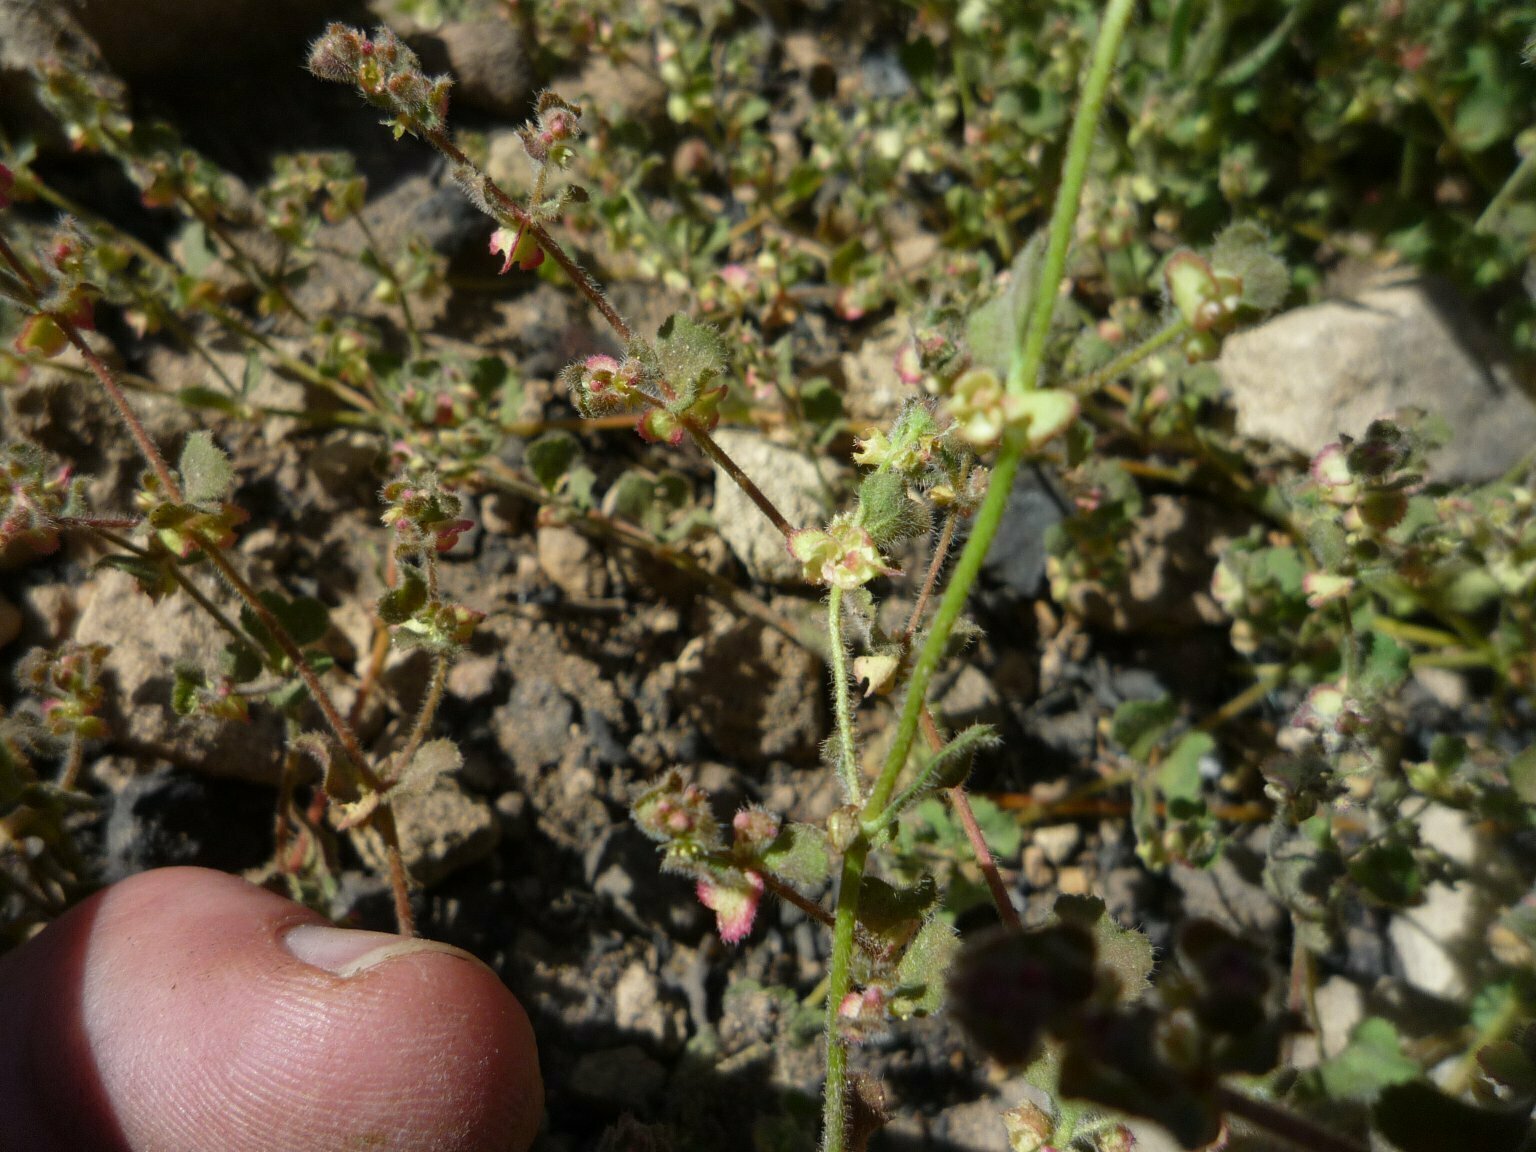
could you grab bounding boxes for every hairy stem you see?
[903,511,958,642]
[822,7,1136,1144]
[685,419,796,539]
[827,587,861,804]
[821,841,868,1152]
[869,0,1135,821]
[1064,319,1188,396]
[391,651,449,784]
[919,708,1019,929]
[1009,0,1136,397]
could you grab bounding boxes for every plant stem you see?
[1212,1084,1369,1152]
[903,511,958,641]
[424,129,633,341]
[1064,319,1189,396]
[827,587,861,804]
[821,841,868,1152]
[920,708,1019,929]
[416,129,797,538]
[0,235,184,499]
[1009,0,1136,397]
[820,7,1137,1145]
[686,419,796,539]
[391,651,449,782]
[869,0,1135,821]
[479,460,824,660]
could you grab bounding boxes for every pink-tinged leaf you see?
[696,870,764,944]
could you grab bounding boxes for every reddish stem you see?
[919,707,1019,928]
[687,419,796,539]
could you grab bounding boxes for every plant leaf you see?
[179,430,234,505]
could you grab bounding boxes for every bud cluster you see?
[307,25,453,139]
[942,368,1078,453]
[1,444,81,557]
[518,92,584,170]
[380,473,474,556]
[8,221,100,361]
[20,643,111,741]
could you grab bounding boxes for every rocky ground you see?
[4,2,1536,1151]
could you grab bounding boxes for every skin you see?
[0,867,542,1152]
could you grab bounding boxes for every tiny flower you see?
[944,367,1016,448]
[732,806,780,848]
[581,354,622,394]
[893,342,924,386]
[852,429,893,468]
[1303,571,1354,608]
[637,407,685,445]
[696,870,764,944]
[13,314,68,358]
[489,222,543,272]
[789,517,897,590]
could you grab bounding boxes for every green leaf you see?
[1314,1026,1419,1105]
[526,432,580,492]
[892,915,960,1019]
[1508,745,1536,804]
[1361,630,1411,695]
[221,641,263,684]
[653,313,727,406]
[859,874,939,937]
[758,822,831,889]
[1159,731,1212,808]
[1209,221,1288,314]
[970,793,1022,860]
[273,594,329,648]
[1051,894,1154,1004]
[179,430,234,505]
[170,664,203,716]
[967,234,1043,374]
[377,568,428,625]
[1347,836,1423,907]
[175,386,245,415]
[858,471,917,546]
[1110,696,1178,761]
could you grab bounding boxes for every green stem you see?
[821,4,1137,1147]
[821,841,868,1152]
[827,587,860,804]
[1008,0,1137,397]
[1064,319,1189,396]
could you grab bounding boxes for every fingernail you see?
[284,924,476,977]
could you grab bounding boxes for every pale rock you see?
[73,568,286,783]
[709,430,829,584]
[1032,822,1082,868]
[613,960,681,1049]
[934,664,1004,731]
[1388,880,1477,1000]
[537,524,608,600]
[1219,276,1536,482]
[1021,844,1054,891]
[1055,866,1092,896]
[446,652,500,703]
[356,775,498,888]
